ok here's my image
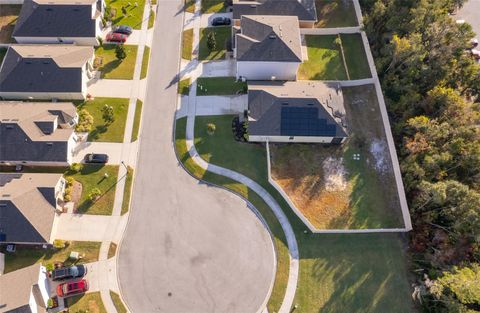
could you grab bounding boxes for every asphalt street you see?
[117,1,276,312]
[456,0,480,37]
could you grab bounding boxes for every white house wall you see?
[14,36,99,46]
[28,292,38,313]
[237,61,299,81]
[249,135,346,143]
[37,266,50,307]
[0,91,86,100]
[0,0,22,3]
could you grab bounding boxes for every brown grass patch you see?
[0,5,21,43]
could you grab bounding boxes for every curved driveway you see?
[117,1,276,312]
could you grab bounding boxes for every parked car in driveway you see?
[211,17,231,26]
[112,25,133,35]
[50,265,87,281]
[106,32,128,43]
[84,153,109,164]
[56,279,89,297]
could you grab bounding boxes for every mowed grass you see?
[95,44,138,80]
[178,78,191,95]
[65,165,119,215]
[148,9,155,29]
[131,99,143,142]
[201,0,226,13]
[184,0,195,13]
[3,241,101,273]
[315,0,358,28]
[0,5,21,43]
[110,291,128,313]
[341,33,371,79]
[108,242,117,259]
[76,97,129,142]
[140,46,151,79]
[182,29,193,60]
[197,77,247,96]
[105,0,145,29]
[66,292,107,313]
[121,166,134,215]
[199,26,231,61]
[298,35,347,80]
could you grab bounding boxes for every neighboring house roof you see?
[236,15,302,62]
[0,264,47,313]
[247,81,348,138]
[233,0,317,22]
[0,45,93,93]
[0,173,62,244]
[13,0,96,38]
[0,102,77,163]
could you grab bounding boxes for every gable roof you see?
[0,264,46,313]
[0,173,62,244]
[236,15,302,62]
[13,0,96,38]
[247,81,348,138]
[233,0,317,22]
[0,45,93,93]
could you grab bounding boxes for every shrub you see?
[75,109,94,132]
[65,176,75,187]
[207,31,216,51]
[45,263,55,271]
[207,123,216,135]
[89,188,102,201]
[97,36,103,46]
[102,104,115,125]
[53,239,66,249]
[115,44,127,61]
[70,163,83,173]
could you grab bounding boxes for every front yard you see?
[65,164,119,215]
[196,77,247,96]
[94,44,138,80]
[76,97,129,142]
[199,27,231,61]
[201,0,227,13]
[105,0,146,29]
[0,5,21,43]
[66,292,107,313]
[3,241,101,273]
[315,0,358,28]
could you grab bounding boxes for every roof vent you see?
[46,8,53,11]
[250,4,256,7]
[282,102,288,106]
[6,125,13,129]
[269,34,277,39]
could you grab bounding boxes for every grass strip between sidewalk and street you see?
[131,99,143,142]
[108,242,118,259]
[110,291,128,313]
[121,166,134,215]
[182,29,193,60]
[148,9,155,29]
[140,46,151,79]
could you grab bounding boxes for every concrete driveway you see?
[117,1,276,312]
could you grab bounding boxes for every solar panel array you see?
[280,107,337,136]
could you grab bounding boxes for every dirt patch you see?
[369,139,389,173]
[71,181,83,211]
[322,157,348,191]
[0,5,21,43]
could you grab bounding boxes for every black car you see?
[84,153,109,164]
[211,17,231,26]
[112,25,133,35]
[50,265,87,281]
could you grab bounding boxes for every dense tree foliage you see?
[361,0,480,311]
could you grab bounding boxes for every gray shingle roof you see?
[233,0,317,22]
[13,0,96,38]
[236,15,302,62]
[247,81,348,138]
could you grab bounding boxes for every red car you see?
[56,279,89,297]
[106,32,128,43]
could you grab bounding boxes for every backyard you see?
[0,5,21,43]
[199,27,231,61]
[105,0,146,29]
[3,241,101,273]
[66,292,107,313]
[315,0,358,28]
[94,44,138,80]
[270,85,404,229]
[76,97,129,142]
[196,77,247,96]
[65,164,119,215]
[340,34,371,79]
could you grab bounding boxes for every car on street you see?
[106,32,128,43]
[50,265,87,281]
[211,17,231,26]
[84,153,109,164]
[112,25,133,35]
[56,279,89,297]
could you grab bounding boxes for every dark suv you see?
[50,265,87,281]
[112,25,133,35]
[84,153,109,164]
[211,17,231,26]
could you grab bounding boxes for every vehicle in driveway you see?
[112,25,133,35]
[56,279,89,297]
[211,17,231,26]
[50,265,87,281]
[106,32,128,43]
[84,153,109,164]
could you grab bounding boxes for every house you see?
[0,173,64,245]
[0,263,50,313]
[246,81,348,143]
[234,15,302,81]
[12,0,105,46]
[0,45,94,100]
[0,102,78,166]
[233,0,317,28]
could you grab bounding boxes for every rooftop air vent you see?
[269,34,277,39]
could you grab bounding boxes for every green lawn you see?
[197,77,247,96]
[76,97,129,142]
[184,0,195,13]
[131,99,143,142]
[201,0,226,13]
[148,9,155,29]
[3,241,101,273]
[199,27,231,61]
[110,291,128,313]
[108,242,117,259]
[298,35,348,80]
[140,46,150,79]
[65,165,119,215]
[178,78,191,95]
[105,0,146,29]
[178,115,413,312]
[66,292,107,313]
[340,33,371,79]
[315,0,358,28]
[95,44,138,80]
[121,166,134,215]
[182,29,193,60]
